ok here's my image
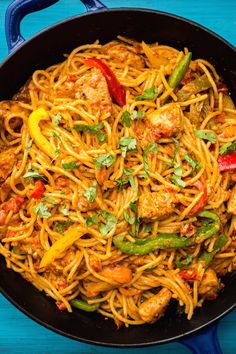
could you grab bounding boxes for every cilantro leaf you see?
[23,170,48,183]
[26,139,33,153]
[123,210,135,225]
[171,163,186,188]
[148,140,158,154]
[121,111,131,127]
[85,214,98,227]
[94,154,116,170]
[166,138,180,166]
[72,123,106,144]
[124,168,137,192]
[116,178,129,190]
[135,87,157,101]
[175,255,193,269]
[119,136,137,158]
[173,162,183,177]
[34,202,51,218]
[130,201,137,213]
[83,181,97,203]
[183,153,199,172]
[171,175,186,188]
[51,131,62,156]
[62,161,78,171]
[219,141,236,155]
[130,109,145,120]
[99,210,117,236]
[121,110,145,127]
[52,112,62,127]
[60,207,69,216]
[143,141,158,178]
[194,130,216,144]
[55,220,73,234]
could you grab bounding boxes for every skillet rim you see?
[0,6,236,347]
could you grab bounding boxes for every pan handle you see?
[179,323,222,354]
[80,0,107,12]
[5,0,60,53]
[5,0,106,54]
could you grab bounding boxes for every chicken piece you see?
[106,43,145,69]
[0,195,24,225]
[0,147,17,181]
[99,263,132,284]
[0,178,11,202]
[138,190,176,222]
[138,288,172,323]
[145,103,182,143]
[199,268,221,300]
[13,79,31,103]
[77,182,102,212]
[227,185,236,215]
[75,67,112,115]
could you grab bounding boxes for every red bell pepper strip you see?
[180,269,198,281]
[31,180,45,199]
[189,178,208,215]
[84,58,126,106]
[218,151,236,172]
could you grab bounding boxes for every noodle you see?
[0,37,235,327]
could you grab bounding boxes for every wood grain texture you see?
[0,1,235,353]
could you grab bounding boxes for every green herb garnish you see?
[98,210,117,236]
[83,181,97,203]
[72,123,106,144]
[34,202,51,219]
[135,87,157,101]
[94,154,116,170]
[194,130,216,144]
[119,136,137,158]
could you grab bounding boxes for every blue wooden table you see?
[0,1,235,353]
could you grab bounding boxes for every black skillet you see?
[0,0,235,352]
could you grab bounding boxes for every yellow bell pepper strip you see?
[39,226,86,268]
[28,108,57,160]
[141,41,168,68]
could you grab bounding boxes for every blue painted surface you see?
[0,1,235,353]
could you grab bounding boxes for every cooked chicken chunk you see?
[75,67,112,115]
[77,183,102,212]
[145,103,182,143]
[227,185,236,215]
[13,79,31,103]
[0,147,17,181]
[138,190,176,222]
[199,268,221,300]
[105,42,145,69]
[139,288,172,323]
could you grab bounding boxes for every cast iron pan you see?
[0,0,235,351]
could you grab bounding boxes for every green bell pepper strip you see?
[71,298,100,312]
[113,210,220,255]
[176,74,211,101]
[198,233,228,269]
[195,210,221,244]
[168,52,192,90]
[113,233,194,255]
